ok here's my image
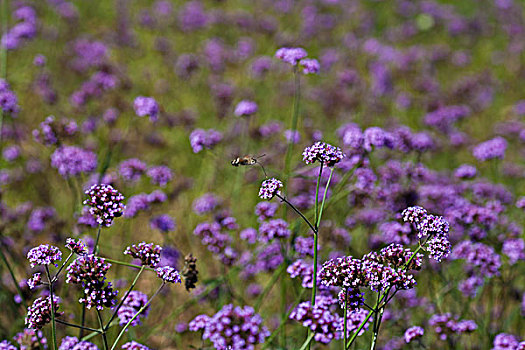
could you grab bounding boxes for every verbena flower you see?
[302,141,345,167]
[258,178,283,200]
[25,296,62,329]
[51,146,97,178]
[27,273,42,290]
[83,184,125,227]
[258,219,290,242]
[404,326,424,343]
[189,304,269,349]
[275,47,307,66]
[121,341,150,350]
[0,340,16,350]
[58,336,98,350]
[117,291,150,327]
[133,96,159,122]
[149,214,176,233]
[472,137,507,161]
[234,100,258,117]
[119,159,147,182]
[27,244,62,268]
[290,296,341,344]
[155,266,182,284]
[299,58,320,74]
[192,193,220,215]
[124,242,162,268]
[146,165,172,186]
[12,328,47,349]
[66,238,88,255]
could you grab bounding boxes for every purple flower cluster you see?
[121,342,150,350]
[119,159,147,182]
[258,219,290,242]
[429,313,477,340]
[155,266,182,284]
[146,165,172,186]
[234,100,258,117]
[149,214,176,233]
[27,273,42,290]
[0,79,20,116]
[59,336,98,350]
[452,241,501,277]
[124,242,162,267]
[189,304,269,350]
[117,291,150,327]
[189,128,222,153]
[83,184,125,227]
[402,206,451,261]
[1,6,37,51]
[302,141,345,167]
[258,178,283,200]
[133,96,159,122]
[32,115,78,145]
[51,146,97,178]
[404,326,424,343]
[289,296,346,344]
[275,47,307,66]
[472,137,508,161]
[287,259,315,288]
[193,221,237,265]
[492,333,525,350]
[25,296,61,330]
[193,193,220,215]
[27,244,62,268]
[66,238,88,255]
[254,201,278,221]
[66,254,117,310]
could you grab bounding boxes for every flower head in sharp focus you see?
[83,184,125,227]
[66,238,88,255]
[25,296,62,329]
[303,141,345,167]
[124,242,162,268]
[155,266,182,284]
[27,273,42,290]
[27,244,62,268]
[258,178,283,200]
[133,96,159,122]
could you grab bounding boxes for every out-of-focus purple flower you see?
[117,291,149,327]
[119,158,147,182]
[259,219,290,242]
[178,1,208,31]
[189,304,269,349]
[150,214,176,233]
[259,178,283,200]
[299,58,320,74]
[51,146,97,178]
[429,313,477,340]
[290,296,341,344]
[404,326,425,344]
[454,164,477,179]
[189,128,222,153]
[275,47,308,66]
[0,340,17,350]
[254,201,278,221]
[146,165,172,186]
[33,54,46,67]
[517,197,525,209]
[234,100,258,117]
[492,333,519,350]
[59,336,98,350]
[133,96,159,122]
[192,193,220,214]
[121,341,150,350]
[472,137,507,161]
[284,129,301,144]
[502,238,525,265]
[2,145,20,162]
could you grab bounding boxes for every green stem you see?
[316,167,334,229]
[81,320,118,342]
[79,302,86,339]
[346,245,424,349]
[53,252,73,283]
[93,225,102,255]
[96,310,109,350]
[55,319,101,333]
[298,332,315,350]
[110,283,165,350]
[45,267,58,350]
[0,244,26,307]
[105,266,145,330]
[103,258,155,272]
